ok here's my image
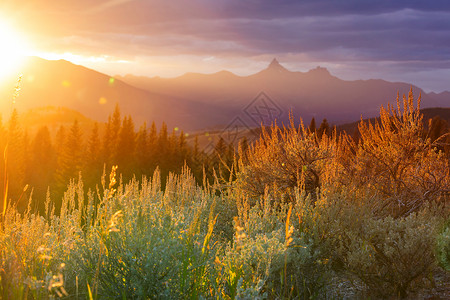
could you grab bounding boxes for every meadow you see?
[0,91,449,299]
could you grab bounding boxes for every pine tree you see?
[318,118,330,139]
[214,137,227,157]
[110,104,122,146]
[213,137,229,179]
[189,134,203,182]
[87,123,101,164]
[67,120,84,176]
[238,136,249,165]
[168,128,180,170]
[27,126,56,212]
[428,116,448,143]
[179,130,188,164]
[427,116,450,158]
[157,122,169,183]
[193,135,200,159]
[308,117,316,133]
[101,117,112,164]
[135,122,149,177]
[115,115,136,180]
[55,120,84,196]
[6,109,25,202]
[54,125,66,155]
[147,121,158,171]
[84,122,103,189]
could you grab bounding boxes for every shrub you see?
[218,196,331,299]
[68,168,221,299]
[0,90,447,299]
[0,201,71,298]
[342,90,449,217]
[300,192,443,298]
[436,219,450,271]
[237,114,337,200]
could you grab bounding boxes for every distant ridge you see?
[0,57,448,131]
[117,58,448,127]
[337,107,450,135]
[267,58,290,73]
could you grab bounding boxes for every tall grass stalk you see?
[2,144,8,221]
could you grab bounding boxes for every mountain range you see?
[0,57,448,132]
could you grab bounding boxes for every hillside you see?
[0,57,448,132]
[18,106,99,136]
[117,59,449,126]
[0,57,205,130]
[337,107,450,136]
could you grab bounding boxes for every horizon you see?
[15,55,450,96]
[1,1,450,93]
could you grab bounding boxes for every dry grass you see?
[0,91,448,299]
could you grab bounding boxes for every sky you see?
[1,0,450,92]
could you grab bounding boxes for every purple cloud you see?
[3,0,450,91]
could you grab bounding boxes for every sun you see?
[0,20,30,81]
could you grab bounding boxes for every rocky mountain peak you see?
[267,58,289,72]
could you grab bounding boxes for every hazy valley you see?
[1,57,448,134]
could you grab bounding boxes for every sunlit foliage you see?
[0,91,448,299]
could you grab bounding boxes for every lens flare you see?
[0,19,30,81]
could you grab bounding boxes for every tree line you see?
[0,105,237,214]
[0,103,447,215]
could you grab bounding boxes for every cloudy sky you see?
[2,0,450,92]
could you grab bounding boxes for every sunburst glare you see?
[0,19,30,81]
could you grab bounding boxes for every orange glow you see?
[0,19,30,81]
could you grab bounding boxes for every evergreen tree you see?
[6,109,25,202]
[67,120,84,176]
[147,121,158,171]
[214,137,227,157]
[135,123,149,177]
[110,104,122,146]
[115,115,136,180]
[87,123,101,164]
[179,130,188,164]
[85,122,103,189]
[189,134,203,182]
[101,117,112,164]
[352,127,361,144]
[213,137,229,179]
[27,126,56,212]
[157,123,169,160]
[54,125,66,155]
[428,116,448,143]
[427,116,450,158]
[317,118,331,139]
[55,120,83,196]
[308,117,316,133]
[168,128,180,170]
[193,135,200,159]
[157,122,169,183]
[238,136,249,165]
[102,104,122,165]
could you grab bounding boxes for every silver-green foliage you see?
[70,168,220,299]
[218,195,331,300]
[436,219,450,271]
[299,192,443,298]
